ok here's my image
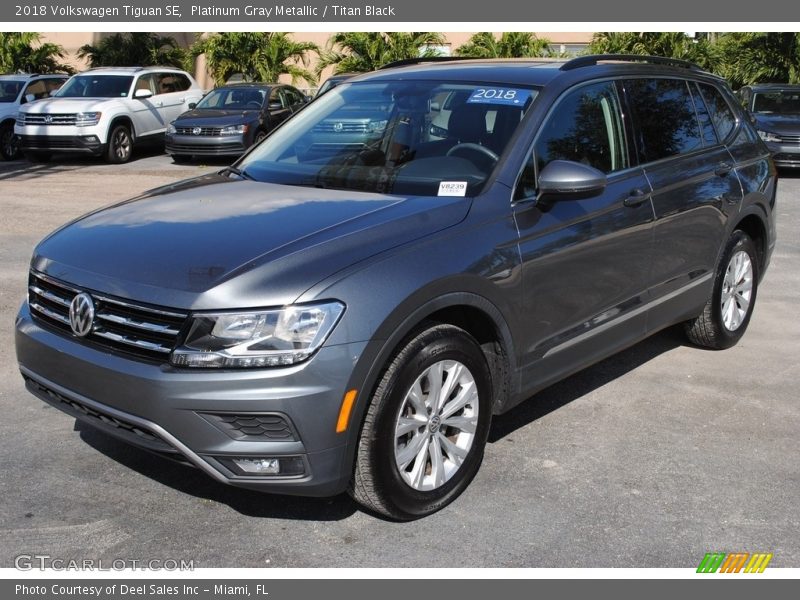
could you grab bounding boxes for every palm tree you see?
[316,32,446,76]
[588,32,719,71]
[77,33,189,69]
[456,32,552,58]
[716,32,800,87]
[0,32,74,74]
[193,32,318,86]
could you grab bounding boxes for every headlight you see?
[171,301,345,368]
[220,124,248,136]
[368,119,388,133]
[757,129,781,143]
[75,112,101,127]
[166,123,176,134]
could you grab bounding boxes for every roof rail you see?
[560,54,703,72]
[379,56,474,70]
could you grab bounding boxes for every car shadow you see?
[72,324,687,522]
[75,423,358,521]
[488,325,687,443]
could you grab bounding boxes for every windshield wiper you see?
[221,166,255,181]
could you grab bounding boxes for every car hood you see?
[752,113,800,134]
[173,109,258,127]
[32,174,471,310]
[20,97,119,113]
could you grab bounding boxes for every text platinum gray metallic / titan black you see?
[15,56,777,520]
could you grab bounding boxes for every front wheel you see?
[685,230,759,349]
[350,324,492,520]
[105,124,133,163]
[0,123,20,160]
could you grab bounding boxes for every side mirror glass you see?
[134,89,153,99]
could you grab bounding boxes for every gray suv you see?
[15,55,777,519]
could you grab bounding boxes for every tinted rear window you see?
[625,78,703,163]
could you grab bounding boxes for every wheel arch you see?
[731,209,769,277]
[107,115,135,141]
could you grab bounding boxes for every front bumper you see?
[18,134,103,155]
[15,303,367,496]
[764,141,800,167]
[166,133,247,156]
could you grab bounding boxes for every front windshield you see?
[238,80,538,196]
[752,90,800,114]
[55,75,133,98]
[0,81,23,103]
[196,87,266,110]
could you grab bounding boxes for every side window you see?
[625,78,703,162]
[45,79,65,95]
[516,81,628,200]
[134,74,155,95]
[172,74,192,92]
[690,83,719,146]
[155,73,179,95]
[22,80,48,101]
[269,88,286,109]
[288,87,306,106]
[534,81,628,175]
[699,83,737,142]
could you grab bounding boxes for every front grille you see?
[174,126,223,136]
[19,113,77,126]
[23,374,176,454]
[202,413,297,441]
[773,152,800,162]
[166,142,244,153]
[779,134,800,144]
[313,121,370,133]
[28,271,188,363]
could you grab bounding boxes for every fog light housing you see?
[82,135,99,143]
[233,458,280,474]
[218,456,306,477]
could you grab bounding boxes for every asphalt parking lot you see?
[0,152,798,568]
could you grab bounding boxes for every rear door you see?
[513,80,655,391]
[154,72,196,124]
[267,87,293,128]
[622,78,743,327]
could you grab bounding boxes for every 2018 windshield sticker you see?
[438,181,468,197]
[467,87,531,106]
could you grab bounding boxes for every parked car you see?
[165,83,308,161]
[315,73,357,98]
[15,66,203,163]
[0,73,68,160]
[16,56,776,520]
[738,83,800,168]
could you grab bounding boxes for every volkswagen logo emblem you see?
[333,122,344,132]
[192,127,202,136]
[68,292,95,337]
[44,115,53,124]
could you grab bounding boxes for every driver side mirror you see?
[188,102,197,110]
[24,93,36,104]
[268,101,283,111]
[537,160,607,198]
[134,89,153,99]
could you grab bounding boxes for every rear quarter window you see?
[698,83,737,142]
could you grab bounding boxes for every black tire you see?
[685,230,759,350]
[171,154,192,164]
[105,124,133,164]
[24,151,51,163]
[0,122,20,160]
[350,323,492,520]
[253,130,268,146]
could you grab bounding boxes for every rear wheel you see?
[105,124,133,163]
[350,324,492,520]
[685,230,758,349]
[0,122,20,160]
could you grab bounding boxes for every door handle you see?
[715,162,732,177]
[623,188,649,208]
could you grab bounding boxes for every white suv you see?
[0,73,68,160]
[15,66,203,163]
